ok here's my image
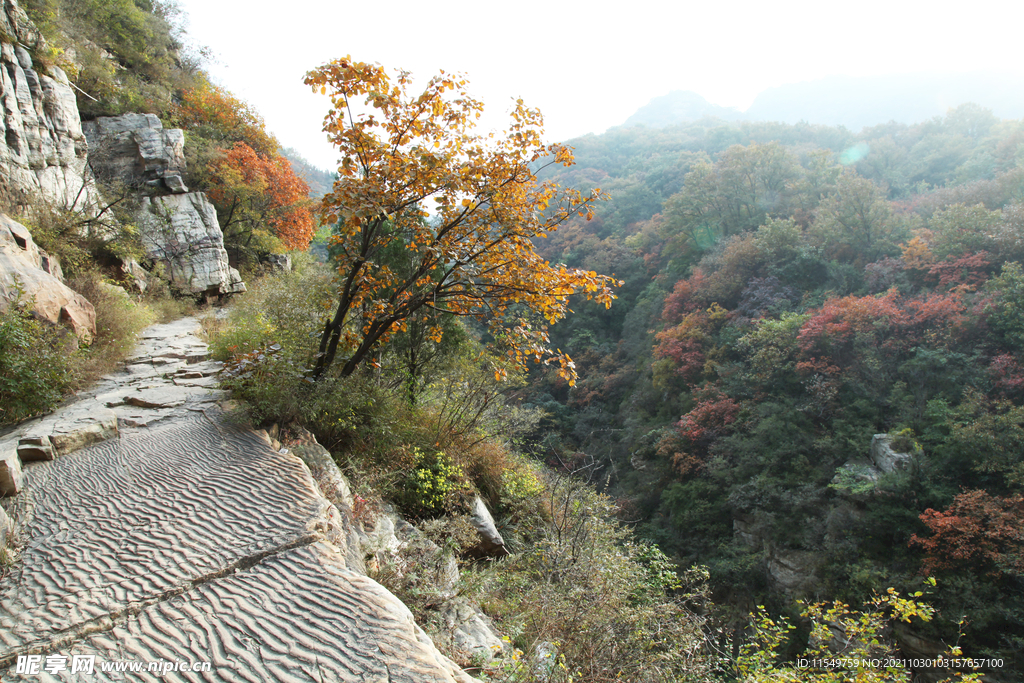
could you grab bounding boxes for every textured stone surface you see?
[0,213,96,340]
[0,2,96,213]
[0,504,10,550]
[0,441,23,496]
[35,407,119,456]
[431,597,505,664]
[137,193,246,296]
[870,433,914,473]
[0,414,336,655]
[82,113,187,195]
[292,442,366,574]
[469,495,508,557]
[68,542,473,682]
[767,548,820,596]
[16,437,53,462]
[0,315,473,681]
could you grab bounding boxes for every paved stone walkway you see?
[0,318,471,681]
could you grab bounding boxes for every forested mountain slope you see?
[528,104,1024,669]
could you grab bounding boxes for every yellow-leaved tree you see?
[303,57,620,381]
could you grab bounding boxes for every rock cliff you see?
[0,0,95,214]
[82,113,187,194]
[82,113,245,298]
[0,0,245,303]
[137,191,246,297]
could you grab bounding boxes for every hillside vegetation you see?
[2,0,1012,678]
[526,106,1024,670]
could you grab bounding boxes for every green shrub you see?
[0,292,79,424]
[889,427,922,454]
[395,448,470,518]
[139,272,196,323]
[209,260,333,366]
[21,202,143,281]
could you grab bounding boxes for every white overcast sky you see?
[176,0,1024,171]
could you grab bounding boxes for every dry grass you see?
[68,272,154,384]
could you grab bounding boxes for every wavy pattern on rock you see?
[0,414,332,656]
[0,315,471,681]
[74,543,468,682]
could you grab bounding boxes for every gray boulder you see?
[870,434,915,473]
[137,192,245,297]
[82,113,188,194]
[22,405,118,456]
[428,597,505,665]
[0,439,24,496]
[469,495,508,557]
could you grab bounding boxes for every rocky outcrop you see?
[469,495,509,557]
[82,113,246,298]
[427,597,505,664]
[292,440,367,574]
[82,113,187,194]
[292,436,506,668]
[0,442,23,495]
[137,192,245,297]
[0,1,244,299]
[870,433,915,473]
[263,252,292,272]
[733,509,768,549]
[767,547,821,597]
[0,213,95,340]
[0,1,96,213]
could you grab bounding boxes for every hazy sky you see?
[176,0,1024,170]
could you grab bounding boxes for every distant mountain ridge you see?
[623,91,744,127]
[624,72,1024,131]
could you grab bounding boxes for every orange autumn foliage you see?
[207,142,315,251]
[172,79,279,157]
[303,57,619,380]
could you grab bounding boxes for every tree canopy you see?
[303,57,619,381]
[206,142,315,254]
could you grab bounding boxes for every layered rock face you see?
[137,191,246,296]
[0,1,95,213]
[0,212,95,340]
[83,113,245,297]
[0,0,246,301]
[82,113,187,194]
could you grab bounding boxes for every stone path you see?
[0,317,472,681]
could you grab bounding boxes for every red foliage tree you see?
[910,490,1024,578]
[925,251,993,289]
[661,270,707,324]
[796,290,967,376]
[653,309,710,383]
[207,142,315,251]
[989,353,1024,398]
[796,289,903,364]
[661,384,741,476]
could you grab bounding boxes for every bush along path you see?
[0,317,473,682]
